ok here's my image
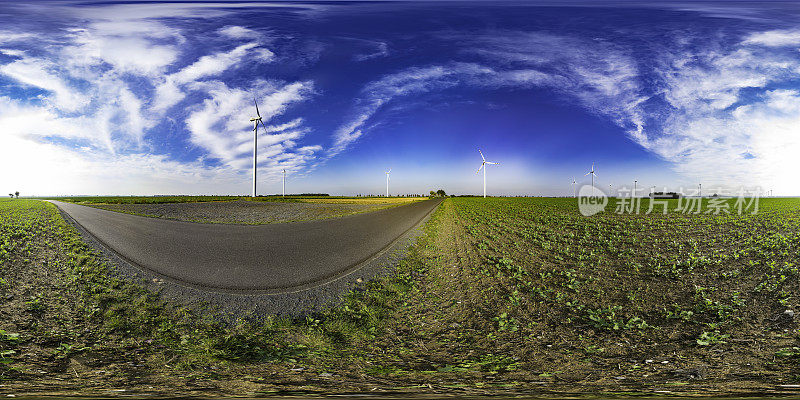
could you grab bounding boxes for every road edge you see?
[51,198,443,317]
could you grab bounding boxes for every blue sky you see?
[1,1,800,196]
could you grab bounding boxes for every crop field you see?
[297,197,424,204]
[87,200,410,224]
[45,195,425,205]
[363,196,800,392]
[41,195,241,204]
[40,196,426,224]
[2,196,800,396]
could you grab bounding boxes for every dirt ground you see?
[91,199,392,224]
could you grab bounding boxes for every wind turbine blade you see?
[584,172,591,176]
[259,119,268,130]
[486,162,499,165]
[254,97,261,118]
[477,163,484,173]
[478,149,485,162]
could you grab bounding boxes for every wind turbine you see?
[571,178,577,197]
[476,149,499,198]
[584,162,597,196]
[282,169,286,197]
[248,97,267,197]
[385,169,391,197]
[609,183,612,196]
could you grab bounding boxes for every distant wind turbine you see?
[385,169,391,197]
[249,97,267,197]
[282,169,286,197]
[572,178,577,197]
[584,162,598,196]
[476,149,499,198]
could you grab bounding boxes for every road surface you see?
[49,199,442,292]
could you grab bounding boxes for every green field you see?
[2,196,799,395]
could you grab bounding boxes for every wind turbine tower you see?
[476,149,499,198]
[385,169,391,197]
[584,163,598,196]
[248,97,267,197]
[282,169,286,197]
[572,178,577,197]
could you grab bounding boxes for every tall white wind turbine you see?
[584,162,598,196]
[476,149,499,198]
[572,178,577,197]
[385,169,391,197]
[282,169,286,197]
[249,97,267,197]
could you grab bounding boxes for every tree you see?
[14,191,19,198]
[429,190,436,197]
[436,189,446,197]
[8,194,12,198]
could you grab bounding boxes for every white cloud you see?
[0,49,25,57]
[153,42,276,111]
[0,10,319,195]
[743,29,800,47]
[62,29,179,76]
[0,31,36,42]
[185,80,319,177]
[330,34,644,156]
[0,134,248,196]
[0,58,88,112]
[173,43,259,84]
[331,63,496,154]
[354,40,389,61]
[218,26,261,39]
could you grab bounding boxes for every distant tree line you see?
[8,191,18,198]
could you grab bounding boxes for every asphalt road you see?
[50,199,442,292]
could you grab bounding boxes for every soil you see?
[90,200,391,224]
